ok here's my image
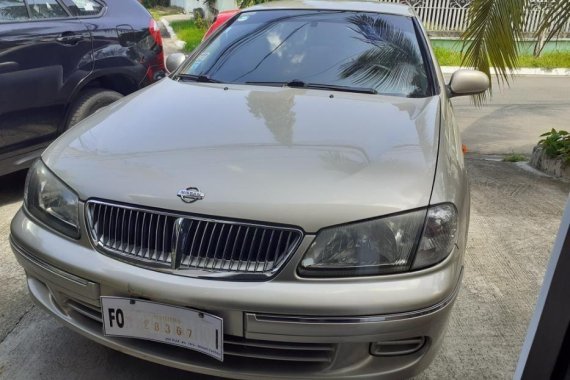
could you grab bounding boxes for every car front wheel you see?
[67,88,123,128]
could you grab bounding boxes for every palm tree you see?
[462,0,570,88]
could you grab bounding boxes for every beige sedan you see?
[10,1,488,379]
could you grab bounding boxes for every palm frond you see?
[461,0,526,101]
[340,14,425,95]
[536,0,570,44]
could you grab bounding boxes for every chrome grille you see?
[87,202,176,264]
[86,201,303,275]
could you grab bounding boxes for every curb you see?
[440,66,570,76]
[160,17,186,50]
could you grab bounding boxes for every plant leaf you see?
[536,0,570,44]
[460,0,526,103]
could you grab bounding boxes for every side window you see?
[67,0,102,16]
[27,0,68,19]
[0,0,29,22]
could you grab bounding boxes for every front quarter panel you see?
[431,96,470,266]
[414,11,470,268]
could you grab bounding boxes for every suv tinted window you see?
[0,0,29,22]
[28,0,68,19]
[181,10,430,98]
[67,0,102,16]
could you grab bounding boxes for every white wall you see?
[170,0,203,14]
[170,0,237,15]
[216,0,237,12]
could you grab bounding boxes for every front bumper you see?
[11,208,463,379]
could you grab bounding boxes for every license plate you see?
[101,297,223,361]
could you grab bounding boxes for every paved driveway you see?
[0,157,568,379]
[452,76,570,155]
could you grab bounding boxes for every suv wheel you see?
[67,89,123,128]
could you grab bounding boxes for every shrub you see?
[538,129,570,164]
[194,14,208,29]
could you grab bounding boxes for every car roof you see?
[244,0,414,17]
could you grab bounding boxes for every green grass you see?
[433,47,570,69]
[170,20,207,52]
[147,6,183,21]
[433,47,463,67]
[503,153,528,162]
[518,52,570,69]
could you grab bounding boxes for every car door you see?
[0,0,93,158]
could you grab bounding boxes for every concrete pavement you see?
[452,76,570,155]
[0,170,33,344]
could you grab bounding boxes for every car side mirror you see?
[447,69,490,97]
[166,53,186,74]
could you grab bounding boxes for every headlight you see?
[299,204,458,277]
[412,204,458,270]
[24,160,80,238]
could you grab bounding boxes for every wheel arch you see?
[62,70,143,129]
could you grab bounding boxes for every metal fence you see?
[384,0,570,35]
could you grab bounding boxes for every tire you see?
[67,88,123,128]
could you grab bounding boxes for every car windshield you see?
[178,10,431,97]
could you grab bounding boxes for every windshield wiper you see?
[177,74,221,83]
[305,83,377,94]
[245,80,297,87]
[245,80,377,94]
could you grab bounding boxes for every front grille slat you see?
[204,223,217,269]
[237,227,250,271]
[119,208,126,251]
[245,229,257,271]
[113,207,120,249]
[146,214,153,259]
[219,224,233,271]
[253,229,266,272]
[187,220,201,267]
[152,215,159,260]
[102,205,109,245]
[211,224,225,270]
[86,201,303,276]
[139,213,146,257]
[92,203,99,237]
[126,209,133,253]
[273,231,284,268]
[264,230,276,271]
[161,214,168,261]
[228,225,241,270]
[132,211,140,255]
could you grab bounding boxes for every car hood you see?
[44,78,441,233]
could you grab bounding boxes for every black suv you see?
[0,0,165,176]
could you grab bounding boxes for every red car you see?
[203,9,239,39]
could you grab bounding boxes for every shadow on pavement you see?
[0,170,27,206]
